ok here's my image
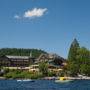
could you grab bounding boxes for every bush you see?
[3,68,9,74]
[30,74,44,79]
[15,69,23,74]
[4,72,13,79]
[59,72,64,77]
[39,63,48,75]
[48,72,56,77]
[4,75,12,79]
[12,74,24,79]
[25,73,44,79]
[4,70,44,79]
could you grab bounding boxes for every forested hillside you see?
[0,48,47,58]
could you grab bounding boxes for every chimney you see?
[30,51,32,58]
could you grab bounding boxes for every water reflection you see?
[0,80,90,90]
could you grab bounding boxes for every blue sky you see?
[0,0,90,58]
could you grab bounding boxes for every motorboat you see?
[17,79,34,82]
[55,77,73,83]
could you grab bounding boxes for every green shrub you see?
[12,74,24,79]
[39,63,48,75]
[15,69,23,74]
[4,72,13,79]
[4,75,12,79]
[3,68,9,74]
[29,74,44,79]
[4,70,44,79]
[59,72,64,77]
[48,72,56,77]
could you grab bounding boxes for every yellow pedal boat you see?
[55,77,73,83]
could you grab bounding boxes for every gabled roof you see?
[36,53,49,61]
[6,55,29,59]
[48,53,60,59]
[36,53,62,62]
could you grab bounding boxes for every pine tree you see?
[68,38,80,62]
[72,38,80,50]
[68,38,80,75]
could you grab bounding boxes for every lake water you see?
[0,80,90,90]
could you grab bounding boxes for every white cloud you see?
[14,15,20,19]
[24,8,47,18]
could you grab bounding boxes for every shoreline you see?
[40,76,90,80]
[0,77,5,80]
[1,76,90,80]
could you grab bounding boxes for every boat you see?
[55,77,73,83]
[17,79,34,82]
[55,80,73,83]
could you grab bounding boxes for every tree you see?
[0,48,47,58]
[62,65,68,76]
[68,61,79,75]
[68,39,80,75]
[39,63,48,75]
[68,44,77,62]
[80,64,90,76]
[78,47,90,65]
[72,38,80,50]
[53,58,63,65]
[78,47,90,75]
[0,59,2,72]
[68,38,80,62]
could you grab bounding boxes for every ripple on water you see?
[0,80,90,90]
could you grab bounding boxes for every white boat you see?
[17,79,34,82]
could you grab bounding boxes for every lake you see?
[0,80,90,90]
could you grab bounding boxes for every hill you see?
[0,48,47,58]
